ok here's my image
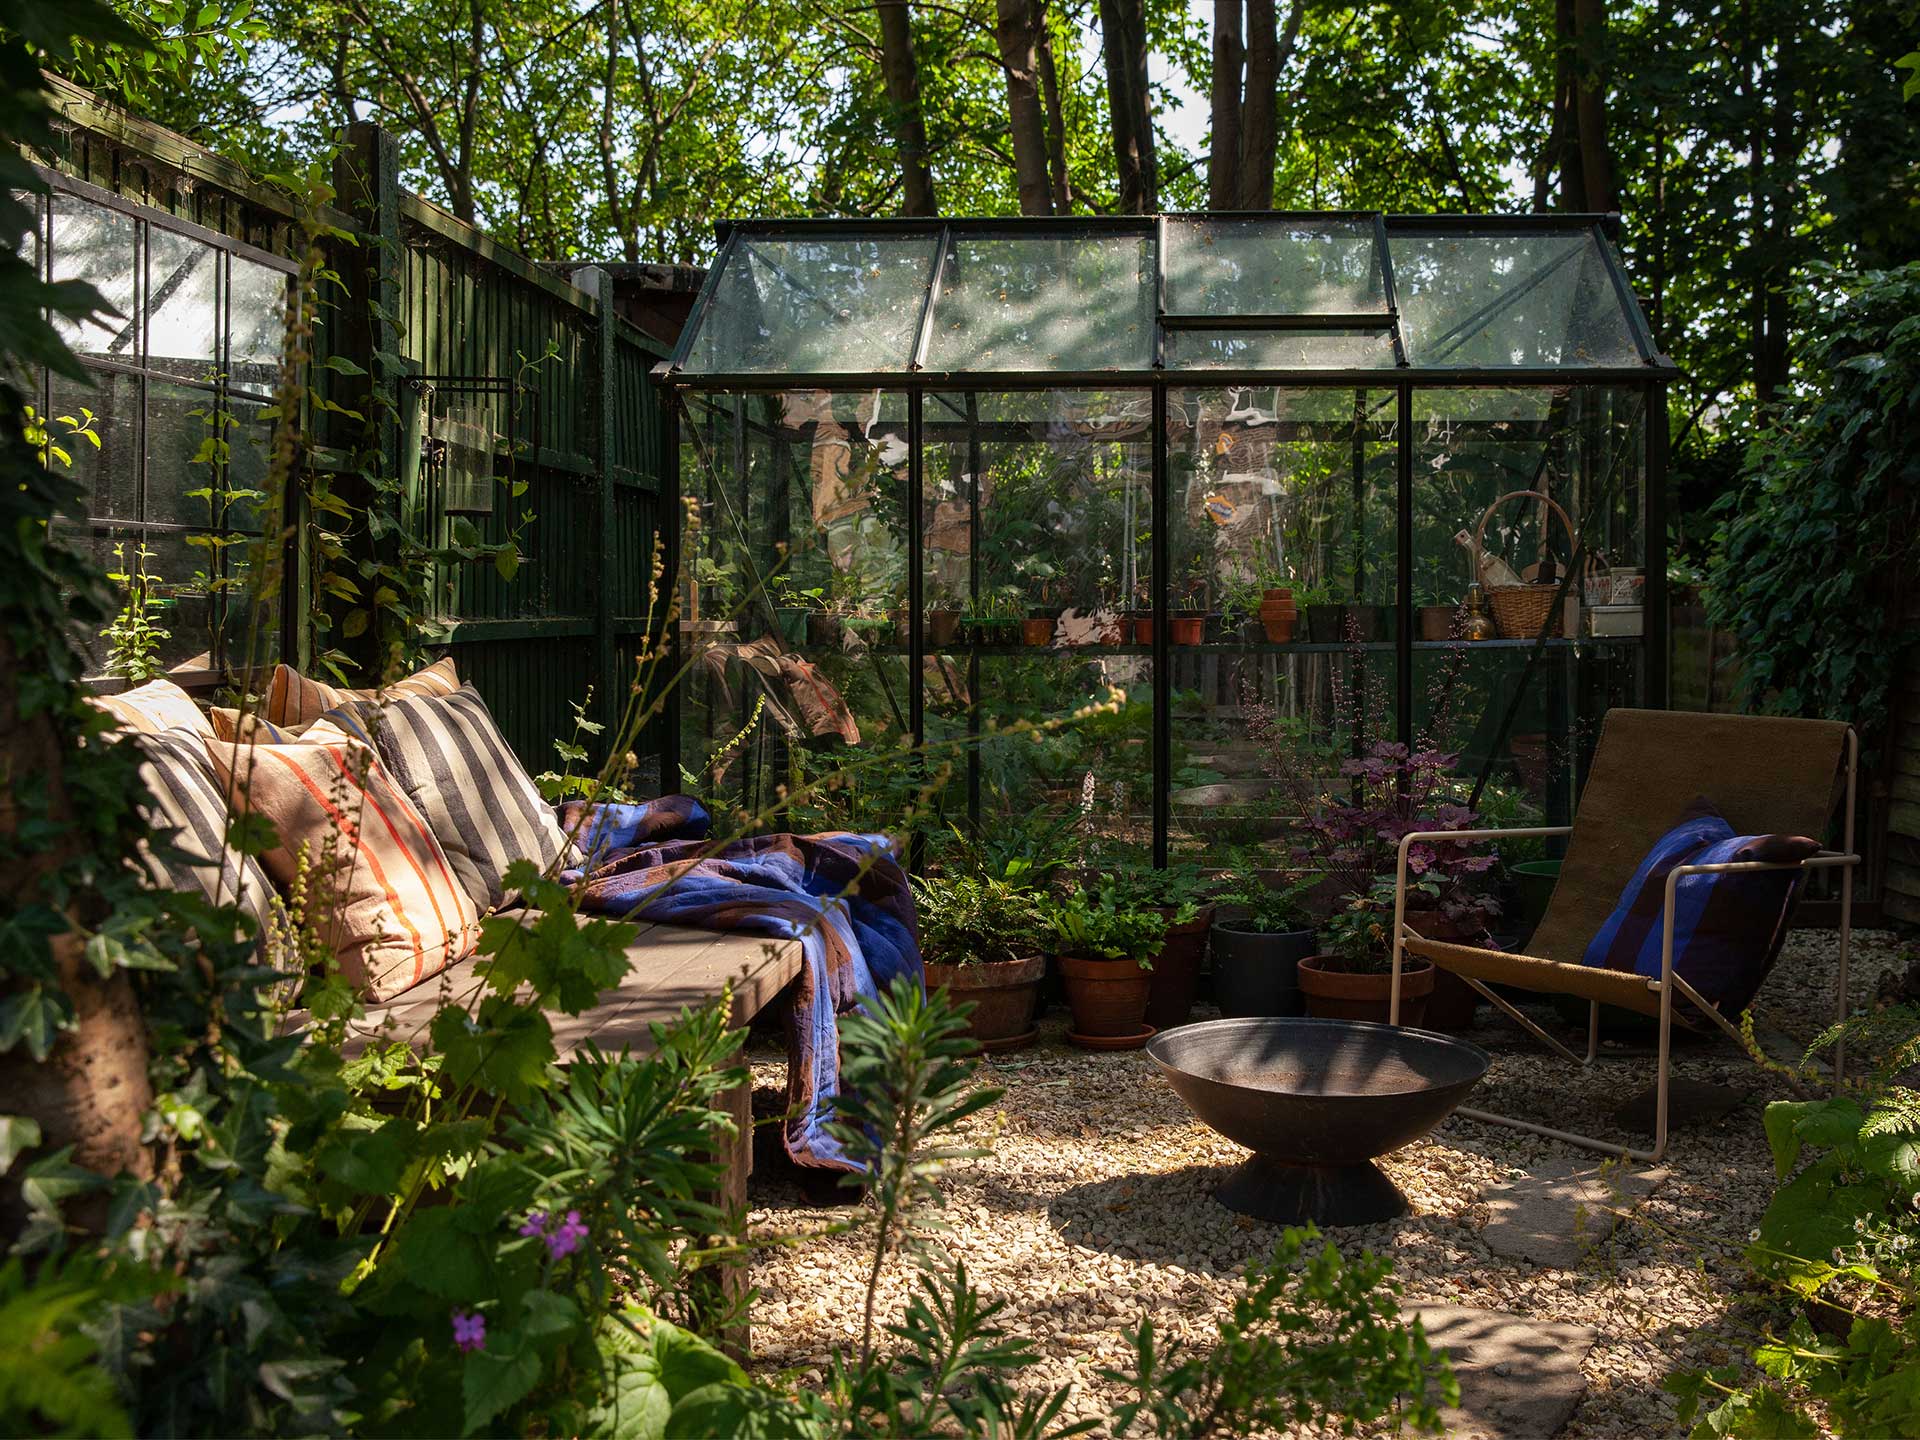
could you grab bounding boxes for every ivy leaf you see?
[315,1117,421,1196]
[430,999,555,1106]
[0,984,76,1061]
[226,812,280,858]
[0,1114,43,1175]
[494,544,520,583]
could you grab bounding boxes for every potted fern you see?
[912,874,1049,1052]
[1042,885,1166,1049]
[1105,864,1211,1030]
[1209,873,1319,1019]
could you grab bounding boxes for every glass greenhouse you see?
[657,214,1674,868]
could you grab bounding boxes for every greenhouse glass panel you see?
[146,227,220,380]
[1164,329,1397,370]
[924,233,1153,372]
[1165,386,1398,865]
[1390,230,1640,368]
[1162,217,1386,316]
[677,390,917,835]
[921,389,1154,867]
[680,235,937,374]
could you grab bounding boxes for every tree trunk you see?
[1554,0,1585,210]
[1208,0,1243,211]
[1572,0,1615,210]
[876,0,939,216]
[1097,0,1157,213]
[0,630,152,1237]
[1238,0,1278,208]
[995,0,1054,214]
[1035,12,1071,211]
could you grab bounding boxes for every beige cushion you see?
[88,677,213,738]
[211,720,481,1001]
[209,708,304,744]
[263,655,459,729]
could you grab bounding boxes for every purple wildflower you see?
[547,1209,589,1260]
[518,1210,547,1239]
[451,1308,486,1354]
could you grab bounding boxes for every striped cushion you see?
[363,685,577,912]
[212,728,481,1001]
[89,678,214,738]
[209,708,302,744]
[129,731,284,958]
[263,655,459,728]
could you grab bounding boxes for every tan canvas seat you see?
[1389,708,1858,1161]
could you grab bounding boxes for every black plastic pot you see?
[1210,921,1316,1019]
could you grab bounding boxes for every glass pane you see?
[921,389,1154,869]
[63,525,220,678]
[225,401,273,533]
[1390,229,1640,367]
[146,227,219,380]
[1164,328,1396,370]
[1163,217,1386,316]
[925,233,1153,372]
[677,390,916,836]
[47,367,138,520]
[1165,387,1397,866]
[1409,386,1649,833]
[146,382,222,528]
[681,234,937,374]
[230,253,288,395]
[50,193,137,360]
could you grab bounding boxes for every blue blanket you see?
[561,797,922,1171]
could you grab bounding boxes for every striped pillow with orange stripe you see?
[211,724,481,1001]
[263,655,460,728]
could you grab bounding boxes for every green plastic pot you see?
[1510,859,1562,934]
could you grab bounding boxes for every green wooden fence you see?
[37,81,672,778]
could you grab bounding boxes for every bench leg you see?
[692,1075,753,1361]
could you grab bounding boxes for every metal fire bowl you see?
[1146,1017,1491,1225]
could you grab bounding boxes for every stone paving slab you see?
[1481,1160,1668,1268]
[1613,1076,1748,1132]
[1409,1304,1597,1439]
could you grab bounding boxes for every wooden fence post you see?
[581,267,620,756]
[329,121,403,680]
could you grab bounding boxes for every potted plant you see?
[1105,864,1212,1030]
[1297,884,1435,1027]
[1170,580,1206,646]
[1258,574,1298,643]
[1209,873,1318,1019]
[912,874,1049,1051]
[1417,593,1462,641]
[926,592,963,648]
[961,589,1022,646]
[1044,885,1167,1048]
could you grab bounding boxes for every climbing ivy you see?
[1703,263,1920,739]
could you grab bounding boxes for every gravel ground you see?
[741,926,1909,1436]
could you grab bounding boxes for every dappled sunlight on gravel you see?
[743,927,1903,1437]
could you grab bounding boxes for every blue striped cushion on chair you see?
[1581,796,1820,1016]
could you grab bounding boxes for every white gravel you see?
[741,926,1908,1436]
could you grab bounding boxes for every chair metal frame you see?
[1387,730,1859,1162]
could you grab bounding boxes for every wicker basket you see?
[1471,489,1577,639]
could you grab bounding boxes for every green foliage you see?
[1703,263,1920,737]
[1104,1225,1456,1437]
[1216,872,1317,936]
[1318,888,1398,974]
[910,873,1049,968]
[1040,884,1168,965]
[1670,1004,1920,1437]
[100,541,170,682]
[0,1253,148,1438]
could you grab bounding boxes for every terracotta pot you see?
[927,609,962,647]
[1297,955,1433,1027]
[1418,604,1462,642]
[1144,904,1213,1031]
[924,956,1045,1050]
[1058,953,1152,1037]
[1169,614,1204,646]
[1132,615,1154,645]
[1021,616,1055,647]
[1404,903,1483,1031]
[1259,590,1298,643]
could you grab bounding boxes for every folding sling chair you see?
[1387,708,1859,1163]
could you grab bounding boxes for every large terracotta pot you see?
[1297,955,1433,1027]
[1259,588,1298,643]
[1021,616,1055,647]
[1132,614,1154,645]
[1144,905,1213,1031]
[1059,953,1152,1037]
[1170,614,1205,646]
[924,956,1045,1051]
[1404,910,1480,1031]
